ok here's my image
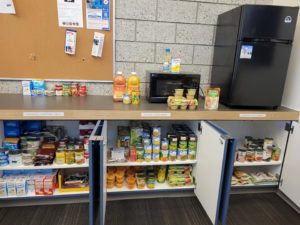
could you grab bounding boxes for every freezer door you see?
[194,121,235,225]
[279,122,300,208]
[239,5,298,41]
[229,42,292,107]
[89,120,107,225]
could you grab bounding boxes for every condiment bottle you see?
[127,72,140,96]
[113,71,126,102]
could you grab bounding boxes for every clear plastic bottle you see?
[163,48,171,72]
[127,72,140,95]
[113,71,126,102]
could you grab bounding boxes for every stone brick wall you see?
[114,0,273,95]
[0,0,273,95]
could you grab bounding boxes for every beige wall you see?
[273,0,299,6]
[275,0,300,110]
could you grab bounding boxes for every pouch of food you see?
[205,88,220,110]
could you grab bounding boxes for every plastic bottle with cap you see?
[127,72,140,95]
[113,71,126,102]
[163,48,171,72]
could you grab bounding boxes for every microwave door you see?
[153,79,183,97]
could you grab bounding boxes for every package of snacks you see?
[204,88,220,110]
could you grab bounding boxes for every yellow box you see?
[58,170,89,193]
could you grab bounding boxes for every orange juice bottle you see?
[127,72,140,95]
[113,71,126,102]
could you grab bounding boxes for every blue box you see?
[25,121,43,132]
[4,127,20,138]
[4,121,20,128]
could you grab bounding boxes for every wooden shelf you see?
[0,163,89,171]
[0,189,89,199]
[107,160,197,167]
[0,94,297,121]
[107,182,195,193]
[234,160,282,167]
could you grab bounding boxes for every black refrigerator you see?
[211,5,299,108]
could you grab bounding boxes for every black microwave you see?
[146,71,201,103]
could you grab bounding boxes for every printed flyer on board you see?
[57,0,83,28]
[0,0,16,14]
[86,0,110,30]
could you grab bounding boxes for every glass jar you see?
[147,174,156,189]
[237,149,247,162]
[272,147,281,161]
[255,148,263,162]
[136,144,144,162]
[71,82,79,96]
[65,150,75,164]
[136,173,146,189]
[246,149,255,162]
[26,137,40,149]
[55,150,66,164]
[22,150,33,166]
[157,166,166,183]
[75,149,85,164]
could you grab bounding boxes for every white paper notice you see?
[86,0,110,30]
[0,0,16,14]
[57,0,83,28]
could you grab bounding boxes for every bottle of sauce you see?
[113,71,126,102]
[127,72,140,95]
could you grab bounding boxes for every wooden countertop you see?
[0,94,298,121]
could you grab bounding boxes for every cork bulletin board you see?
[0,0,113,81]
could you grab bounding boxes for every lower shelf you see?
[232,182,279,188]
[107,182,195,193]
[0,163,89,170]
[107,160,197,167]
[0,189,89,199]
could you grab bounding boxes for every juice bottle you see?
[113,71,126,102]
[163,48,171,72]
[127,72,140,95]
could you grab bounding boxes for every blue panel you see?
[219,138,237,225]
[89,140,101,225]
[205,121,235,225]
[99,141,105,225]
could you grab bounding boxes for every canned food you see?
[123,94,131,104]
[144,144,152,154]
[131,91,141,105]
[63,83,71,96]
